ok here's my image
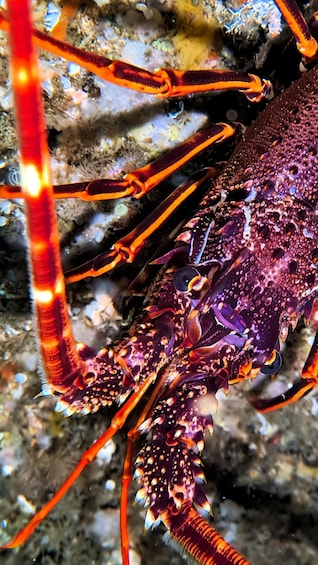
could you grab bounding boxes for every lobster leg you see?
[120,369,171,564]
[0,10,270,101]
[50,0,81,41]
[252,330,318,413]
[0,123,233,201]
[274,0,318,59]
[65,168,219,283]
[0,0,232,392]
[1,376,156,549]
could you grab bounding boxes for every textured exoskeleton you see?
[53,60,318,557]
[2,1,318,564]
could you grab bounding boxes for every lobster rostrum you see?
[1,0,318,563]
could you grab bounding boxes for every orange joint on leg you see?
[297,36,318,59]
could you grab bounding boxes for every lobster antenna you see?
[6,0,85,390]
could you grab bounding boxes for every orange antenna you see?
[6,0,85,391]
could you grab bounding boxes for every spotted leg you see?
[133,374,251,565]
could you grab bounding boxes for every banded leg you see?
[0,123,233,201]
[5,0,85,390]
[1,376,156,549]
[0,10,271,101]
[1,122,233,283]
[252,329,318,413]
[274,0,318,58]
[65,168,218,283]
[50,0,81,41]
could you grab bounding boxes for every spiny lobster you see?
[0,0,318,564]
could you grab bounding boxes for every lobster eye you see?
[261,350,282,375]
[173,267,200,292]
